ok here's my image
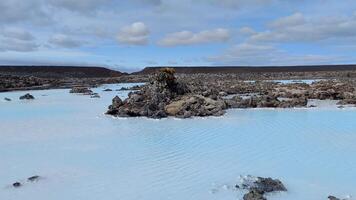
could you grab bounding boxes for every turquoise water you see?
[0,84,355,200]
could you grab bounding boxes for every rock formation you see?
[19,93,35,100]
[107,68,226,118]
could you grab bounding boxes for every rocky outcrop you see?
[19,93,35,100]
[69,87,93,95]
[107,68,225,118]
[225,95,307,109]
[236,176,287,200]
[165,95,226,118]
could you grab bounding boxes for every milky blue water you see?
[0,84,355,200]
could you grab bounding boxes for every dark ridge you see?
[133,65,356,75]
[0,66,126,78]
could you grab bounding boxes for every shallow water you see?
[0,84,355,200]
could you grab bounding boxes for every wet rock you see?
[252,177,287,193]
[90,93,100,98]
[103,88,113,91]
[27,175,41,182]
[107,68,192,118]
[12,182,22,188]
[70,87,93,95]
[19,93,35,100]
[328,196,341,200]
[337,98,356,105]
[4,97,11,101]
[236,175,287,200]
[243,189,266,200]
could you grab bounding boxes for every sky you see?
[1,0,356,72]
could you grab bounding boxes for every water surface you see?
[0,84,355,200]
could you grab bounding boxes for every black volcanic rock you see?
[243,189,266,200]
[236,176,287,200]
[107,68,226,118]
[19,93,35,100]
[12,182,22,188]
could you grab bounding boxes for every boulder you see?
[19,93,35,100]
[4,97,11,101]
[70,87,93,95]
[103,89,113,91]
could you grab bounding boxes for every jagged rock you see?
[165,95,226,118]
[243,189,266,200]
[107,68,191,118]
[19,93,35,100]
[236,175,287,200]
[252,177,287,193]
[70,87,93,95]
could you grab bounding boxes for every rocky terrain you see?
[107,67,356,119]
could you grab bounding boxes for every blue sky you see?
[1,0,356,72]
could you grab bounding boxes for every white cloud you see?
[239,27,256,35]
[158,28,230,46]
[207,43,345,66]
[117,22,150,45]
[269,12,305,28]
[49,34,85,48]
[248,12,356,43]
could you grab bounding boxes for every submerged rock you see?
[103,88,113,92]
[328,196,341,200]
[90,93,100,98]
[4,97,11,101]
[12,182,22,188]
[27,175,41,182]
[19,93,35,100]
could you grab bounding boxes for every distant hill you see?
[0,66,126,78]
[134,65,356,75]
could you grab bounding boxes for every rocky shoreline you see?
[106,68,356,119]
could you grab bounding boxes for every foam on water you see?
[0,83,355,200]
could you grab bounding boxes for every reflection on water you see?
[0,83,355,200]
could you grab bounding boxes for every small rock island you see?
[106,68,226,118]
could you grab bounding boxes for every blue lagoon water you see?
[0,84,355,200]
